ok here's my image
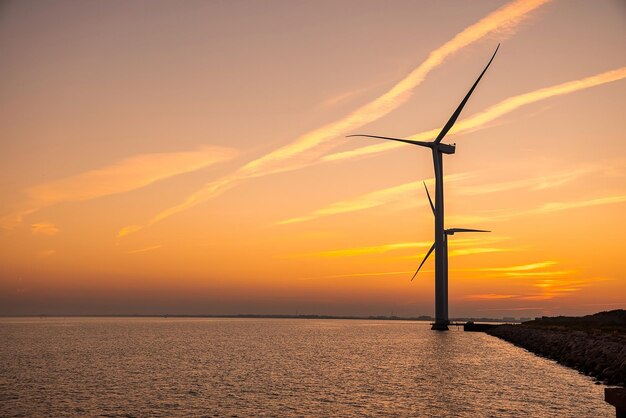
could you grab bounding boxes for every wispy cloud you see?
[2,146,237,229]
[464,279,586,301]
[297,270,413,281]
[478,261,573,279]
[306,241,436,258]
[465,293,519,300]
[480,306,545,311]
[489,194,626,221]
[300,236,508,260]
[277,173,471,225]
[295,254,579,294]
[465,262,604,302]
[126,244,163,254]
[237,0,549,179]
[449,193,626,225]
[457,166,598,195]
[31,222,60,236]
[117,174,239,237]
[276,164,611,225]
[535,195,626,214]
[319,84,382,109]
[519,278,592,300]
[507,270,572,277]
[122,0,550,235]
[324,67,626,162]
[448,247,510,257]
[481,261,557,272]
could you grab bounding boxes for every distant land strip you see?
[0,314,519,323]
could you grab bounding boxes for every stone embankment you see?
[487,324,626,386]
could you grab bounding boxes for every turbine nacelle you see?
[437,142,456,155]
[346,44,499,158]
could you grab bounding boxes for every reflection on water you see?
[0,318,612,417]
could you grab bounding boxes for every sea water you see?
[0,318,613,417]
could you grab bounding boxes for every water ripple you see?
[0,318,612,417]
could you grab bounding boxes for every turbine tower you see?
[348,45,499,331]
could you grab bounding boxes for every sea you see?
[0,318,613,417]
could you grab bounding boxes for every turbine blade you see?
[446,228,491,234]
[411,242,436,281]
[423,181,435,216]
[434,44,500,144]
[347,134,432,148]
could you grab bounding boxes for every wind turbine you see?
[348,45,499,330]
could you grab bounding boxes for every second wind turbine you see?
[348,45,499,331]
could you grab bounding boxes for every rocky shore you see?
[486,310,626,386]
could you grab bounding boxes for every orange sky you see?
[1,0,625,317]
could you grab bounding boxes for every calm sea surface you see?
[0,318,613,417]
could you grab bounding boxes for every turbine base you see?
[431,321,450,331]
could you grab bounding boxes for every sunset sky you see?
[1,0,625,317]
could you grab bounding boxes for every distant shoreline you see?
[0,313,517,323]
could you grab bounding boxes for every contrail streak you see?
[277,173,472,225]
[240,0,549,178]
[297,236,506,258]
[324,67,626,162]
[120,0,551,236]
[1,146,237,230]
[275,164,612,225]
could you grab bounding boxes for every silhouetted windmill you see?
[348,45,499,330]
